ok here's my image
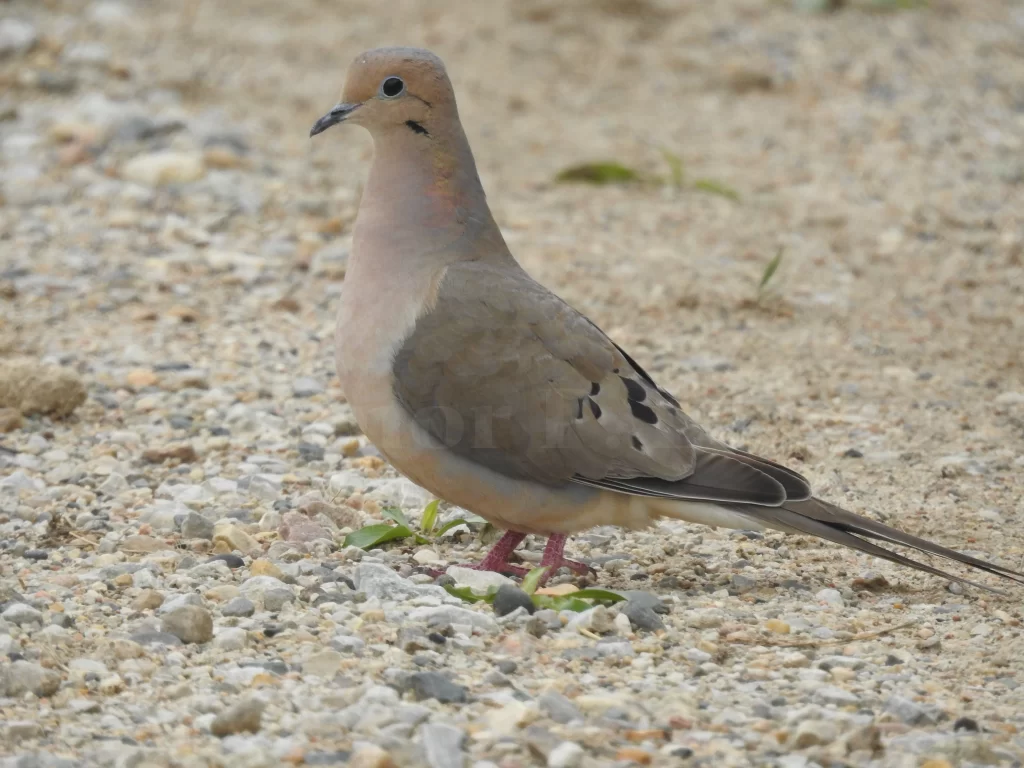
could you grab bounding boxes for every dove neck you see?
[356,123,506,261]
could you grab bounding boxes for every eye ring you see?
[379,76,405,99]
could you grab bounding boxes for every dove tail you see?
[738,497,1024,593]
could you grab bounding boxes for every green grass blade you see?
[570,588,627,603]
[420,499,440,534]
[521,566,549,595]
[555,161,643,185]
[693,178,740,202]
[532,595,594,612]
[343,522,413,550]
[435,518,471,536]
[381,506,410,528]
[758,247,785,293]
[443,584,490,603]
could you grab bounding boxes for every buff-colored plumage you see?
[311,47,1023,589]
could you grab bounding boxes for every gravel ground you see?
[2,1,1024,766]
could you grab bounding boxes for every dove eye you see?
[380,76,405,99]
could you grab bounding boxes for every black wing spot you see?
[631,436,643,451]
[590,382,600,396]
[621,377,647,402]
[629,400,657,424]
[575,398,584,420]
[588,397,602,419]
[405,120,429,136]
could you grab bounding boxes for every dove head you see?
[310,47,457,139]
[310,47,507,260]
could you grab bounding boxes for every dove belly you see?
[342,370,764,535]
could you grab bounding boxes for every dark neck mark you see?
[405,120,429,136]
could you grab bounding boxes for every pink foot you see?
[537,534,592,583]
[427,530,530,578]
[425,531,592,584]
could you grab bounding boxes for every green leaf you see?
[693,178,740,202]
[521,566,549,595]
[420,499,440,534]
[532,595,594,613]
[443,584,494,604]
[758,247,785,293]
[381,506,410,528]
[435,518,471,536]
[570,588,627,604]
[556,162,643,185]
[342,523,413,550]
[657,146,685,189]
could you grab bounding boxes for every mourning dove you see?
[311,47,1022,590]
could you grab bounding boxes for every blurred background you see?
[1,1,1022,538]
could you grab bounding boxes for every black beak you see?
[309,102,360,137]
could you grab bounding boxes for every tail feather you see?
[737,497,1024,593]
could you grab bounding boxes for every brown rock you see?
[126,368,159,389]
[278,511,330,543]
[249,558,283,578]
[211,698,264,736]
[0,407,22,432]
[299,500,362,529]
[349,745,396,768]
[160,605,213,644]
[131,589,164,611]
[142,444,198,464]
[120,535,164,553]
[0,358,87,418]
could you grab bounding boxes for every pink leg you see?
[471,530,529,576]
[425,530,531,578]
[539,534,591,582]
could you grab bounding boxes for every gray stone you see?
[538,690,583,724]
[397,627,432,653]
[180,511,214,540]
[221,597,255,618]
[157,592,204,614]
[406,671,468,703]
[2,602,44,626]
[160,605,214,644]
[420,722,465,768]
[547,741,585,768]
[263,588,294,612]
[815,685,860,706]
[239,575,292,608]
[885,695,941,726]
[292,377,324,397]
[492,584,535,617]
[619,591,668,613]
[298,441,326,461]
[0,19,37,58]
[0,660,61,697]
[731,573,757,593]
[211,698,264,736]
[355,562,450,602]
[5,719,42,744]
[408,604,499,634]
[790,719,839,748]
[622,601,664,631]
[130,630,183,647]
[330,635,365,654]
[214,627,248,651]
